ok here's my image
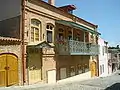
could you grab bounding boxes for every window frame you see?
[30,19,41,42]
[46,24,54,43]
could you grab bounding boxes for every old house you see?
[0,0,100,85]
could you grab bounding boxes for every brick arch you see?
[0,53,18,59]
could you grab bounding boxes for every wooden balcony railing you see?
[56,40,99,55]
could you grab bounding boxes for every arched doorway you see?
[90,61,97,77]
[0,53,18,87]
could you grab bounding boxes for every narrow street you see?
[0,71,120,90]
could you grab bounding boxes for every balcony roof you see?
[56,20,101,35]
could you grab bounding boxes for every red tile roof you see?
[0,36,21,42]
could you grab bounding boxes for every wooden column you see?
[84,32,85,43]
[72,28,74,52]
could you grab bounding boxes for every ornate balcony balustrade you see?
[56,40,99,55]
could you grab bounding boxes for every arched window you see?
[31,19,41,42]
[46,24,54,43]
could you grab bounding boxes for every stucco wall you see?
[0,16,21,39]
[0,0,21,39]
[0,0,21,21]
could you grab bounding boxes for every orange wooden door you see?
[0,55,7,86]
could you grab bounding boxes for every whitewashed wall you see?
[98,38,109,77]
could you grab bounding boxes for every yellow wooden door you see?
[7,54,18,86]
[91,61,96,77]
[0,54,18,87]
[0,55,7,86]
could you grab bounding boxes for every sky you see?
[54,0,120,46]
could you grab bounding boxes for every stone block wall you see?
[0,45,22,85]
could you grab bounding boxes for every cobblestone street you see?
[0,71,120,90]
[75,70,120,89]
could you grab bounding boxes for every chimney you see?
[48,0,55,6]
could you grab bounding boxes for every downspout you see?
[22,0,25,85]
[96,27,99,76]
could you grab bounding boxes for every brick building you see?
[0,0,100,85]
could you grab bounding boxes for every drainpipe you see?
[22,0,26,85]
[96,27,99,77]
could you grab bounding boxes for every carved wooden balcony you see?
[56,40,99,55]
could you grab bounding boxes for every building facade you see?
[108,47,120,74]
[98,37,109,77]
[0,0,100,85]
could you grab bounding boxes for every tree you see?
[117,45,119,49]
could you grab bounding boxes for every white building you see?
[98,38,109,77]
